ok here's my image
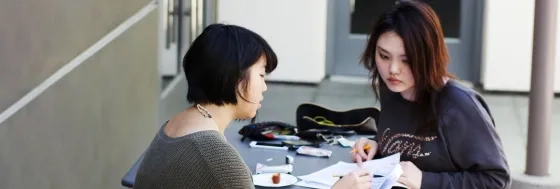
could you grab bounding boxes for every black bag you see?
[238,121,298,141]
[296,103,380,135]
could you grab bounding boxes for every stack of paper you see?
[295,153,408,189]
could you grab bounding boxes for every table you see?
[225,124,373,189]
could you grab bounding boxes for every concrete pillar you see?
[512,0,560,188]
[526,0,556,177]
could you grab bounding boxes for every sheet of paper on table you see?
[295,153,408,189]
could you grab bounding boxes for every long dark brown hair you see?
[361,0,455,135]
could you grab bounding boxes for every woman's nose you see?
[389,61,400,74]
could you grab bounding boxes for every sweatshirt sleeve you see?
[420,94,511,189]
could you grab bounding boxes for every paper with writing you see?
[296,153,406,189]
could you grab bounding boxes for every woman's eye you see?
[260,74,265,78]
[378,53,389,60]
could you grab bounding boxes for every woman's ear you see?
[235,79,250,101]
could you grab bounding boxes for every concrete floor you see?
[238,80,560,179]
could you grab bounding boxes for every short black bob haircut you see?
[183,23,278,106]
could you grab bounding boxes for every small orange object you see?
[272,173,281,184]
[350,144,371,153]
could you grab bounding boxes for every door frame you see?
[326,0,485,85]
[158,0,216,78]
[158,0,181,77]
[158,0,216,124]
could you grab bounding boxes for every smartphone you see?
[282,140,321,149]
[255,141,284,147]
[249,141,289,150]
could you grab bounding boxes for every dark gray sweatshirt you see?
[375,79,511,188]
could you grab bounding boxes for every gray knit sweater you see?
[134,125,254,189]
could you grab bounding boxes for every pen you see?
[349,144,371,153]
[333,174,383,179]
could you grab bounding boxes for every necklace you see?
[196,104,220,128]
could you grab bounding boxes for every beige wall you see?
[0,0,159,188]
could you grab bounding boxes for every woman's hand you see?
[331,168,372,189]
[351,137,378,166]
[397,161,423,189]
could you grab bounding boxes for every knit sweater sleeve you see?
[195,137,255,189]
[133,130,255,189]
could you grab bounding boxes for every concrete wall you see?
[217,0,328,84]
[480,0,535,92]
[481,0,560,92]
[0,0,159,188]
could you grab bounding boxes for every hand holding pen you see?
[350,137,378,167]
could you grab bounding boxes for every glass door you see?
[159,0,213,85]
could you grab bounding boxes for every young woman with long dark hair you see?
[350,1,511,188]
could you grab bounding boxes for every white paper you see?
[293,180,331,189]
[298,161,349,186]
[367,153,401,189]
[297,153,406,189]
[379,163,402,189]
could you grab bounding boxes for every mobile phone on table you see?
[282,140,321,149]
[255,141,284,147]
